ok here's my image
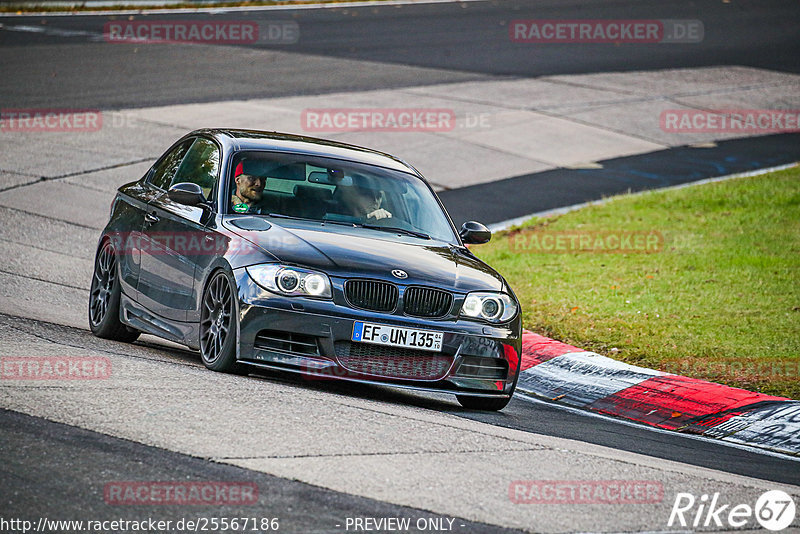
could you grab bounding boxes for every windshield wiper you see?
[267,213,323,222]
[267,213,430,239]
[269,214,363,228]
[360,224,430,240]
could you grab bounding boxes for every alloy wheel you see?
[200,272,233,364]
[89,242,116,327]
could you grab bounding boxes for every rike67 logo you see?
[668,490,796,531]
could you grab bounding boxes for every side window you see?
[171,138,221,199]
[148,139,193,190]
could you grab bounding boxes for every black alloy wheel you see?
[88,240,140,342]
[199,270,242,373]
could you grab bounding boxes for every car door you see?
[173,138,229,325]
[137,137,219,322]
[111,180,151,302]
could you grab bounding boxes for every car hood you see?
[223,218,504,292]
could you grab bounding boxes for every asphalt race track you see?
[1,408,523,534]
[1,1,799,532]
[1,0,800,108]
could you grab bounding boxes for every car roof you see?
[193,129,421,176]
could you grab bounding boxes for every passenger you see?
[350,186,392,221]
[341,174,392,221]
[230,161,268,214]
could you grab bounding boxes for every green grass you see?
[472,166,800,399]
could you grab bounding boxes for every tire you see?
[199,270,244,373]
[89,240,140,343]
[456,393,513,411]
[456,368,519,411]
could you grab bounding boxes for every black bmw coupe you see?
[89,129,522,410]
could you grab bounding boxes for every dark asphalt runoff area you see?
[0,407,524,534]
[442,132,800,226]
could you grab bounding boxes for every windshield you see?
[226,151,457,242]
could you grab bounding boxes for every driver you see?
[230,161,268,214]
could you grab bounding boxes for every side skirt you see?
[119,292,200,350]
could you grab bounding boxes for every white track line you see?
[0,0,485,17]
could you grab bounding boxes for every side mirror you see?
[168,182,207,207]
[459,221,491,245]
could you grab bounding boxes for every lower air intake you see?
[454,356,508,380]
[254,330,320,356]
[334,342,451,380]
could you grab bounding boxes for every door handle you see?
[144,213,159,224]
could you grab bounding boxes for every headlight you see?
[277,269,299,292]
[303,273,328,296]
[460,292,518,323]
[246,264,332,299]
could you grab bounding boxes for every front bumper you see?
[233,269,521,398]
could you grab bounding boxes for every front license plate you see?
[352,321,443,352]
